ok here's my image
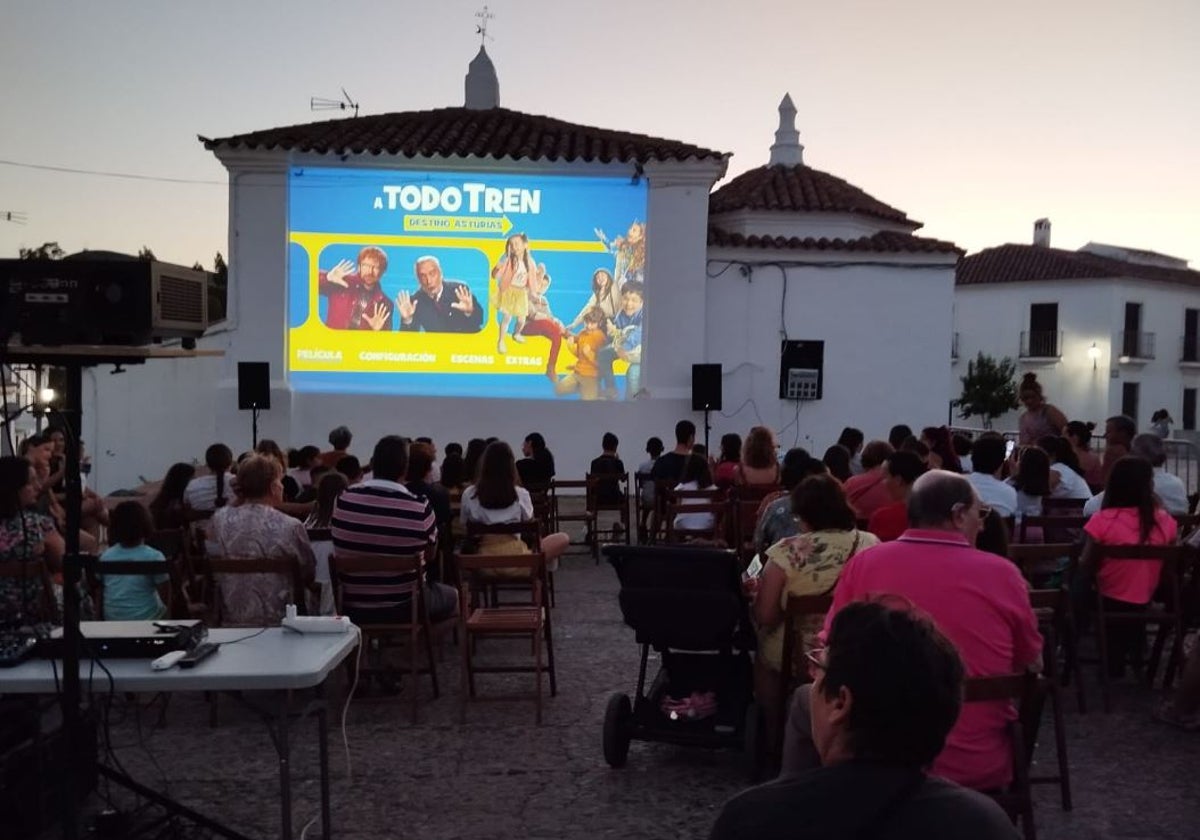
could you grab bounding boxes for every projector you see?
[0,256,209,346]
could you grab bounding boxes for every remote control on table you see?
[178,642,219,669]
[151,650,188,670]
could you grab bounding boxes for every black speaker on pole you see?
[237,362,271,410]
[691,363,722,411]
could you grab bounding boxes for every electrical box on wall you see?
[779,340,824,400]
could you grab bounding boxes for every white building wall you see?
[706,250,957,450]
[954,276,1200,434]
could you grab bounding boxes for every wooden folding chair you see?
[963,672,1044,840]
[464,520,552,607]
[330,551,450,723]
[1007,543,1080,587]
[730,484,782,566]
[1041,498,1086,515]
[0,559,57,624]
[776,593,833,753]
[1090,544,1187,712]
[550,478,596,553]
[1028,588,1073,809]
[587,471,631,562]
[456,552,552,724]
[206,555,307,627]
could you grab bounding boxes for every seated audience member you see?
[256,439,298,500]
[21,434,100,554]
[750,476,877,743]
[1066,420,1104,490]
[713,433,743,489]
[1007,445,1051,517]
[836,427,865,476]
[965,436,1018,518]
[336,455,364,485]
[0,456,64,625]
[590,432,627,507]
[406,442,452,529]
[867,451,926,541]
[320,425,353,468]
[415,436,440,483]
[516,432,556,488]
[288,445,322,490]
[821,445,852,483]
[1037,435,1093,501]
[711,601,1017,840]
[1084,433,1190,516]
[304,471,348,530]
[672,454,719,535]
[331,436,457,623]
[303,471,347,615]
[460,441,569,569]
[952,433,974,474]
[754,449,829,554]
[296,464,333,504]
[899,435,932,469]
[651,422,695,488]
[841,440,895,519]
[148,462,197,530]
[185,443,235,513]
[440,443,465,490]
[921,426,962,473]
[782,471,1042,792]
[209,455,316,625]
[1099,414,1136,486]
[462,438,487,485]
[1077,456,1177,677]
[637,436,665,540]
[887,423,913,451]
[99,501,169,621]
[975,509,1012,559]
[738,426,781,486]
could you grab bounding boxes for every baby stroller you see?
[601,544,763,779]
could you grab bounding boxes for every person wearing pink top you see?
[780,470,1043,793]
[840,440,894,519]
[1078,456,1177,678]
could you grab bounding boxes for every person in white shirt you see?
[964,437,1017,518]
[1038,437,1094,500]
[184,443,234,513]
[1083,434,1190,516]
[673,454,719,534]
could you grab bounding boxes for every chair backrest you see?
[0,559,56,623]
[147,528,186,560]
[1007,542,1080,583]
[779,593,834,695]
[1018,514,1088,543]
[963,671,1044,781]
[457,552,546,606]
[207,554,306,620]
[1172,513,1200,539]
[306,527,332,543]
[587,471,629,508]
[92,559,173,621]
[329,550,424,623]
[466,519,542,551]
[1042,497,1086,514]
[665,501,728,544]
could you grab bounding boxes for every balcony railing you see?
[1118,331,1156,360]
[1019,330,1062,359]
[1181,335,1200,364]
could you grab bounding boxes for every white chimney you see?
[768,93,804,166]
[1033,218,1051,248]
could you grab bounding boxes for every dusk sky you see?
[1,0,1196,269]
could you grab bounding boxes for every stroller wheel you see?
[603,692,633,768]
[742,702,765,782]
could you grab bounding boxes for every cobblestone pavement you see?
[91,545,1199,840]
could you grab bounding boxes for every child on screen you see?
[554,306,607,401]
[492,233,537,355]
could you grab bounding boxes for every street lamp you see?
[1088,343,1100,370]
[38,386,56,405]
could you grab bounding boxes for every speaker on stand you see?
[691,363,722,456]
[237,362,270,449]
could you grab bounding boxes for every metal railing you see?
[1019,330,1062,359]
[1118,331,1156,360]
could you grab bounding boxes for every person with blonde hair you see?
[738,426,781,486]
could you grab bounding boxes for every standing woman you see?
[1017,373,1068,445]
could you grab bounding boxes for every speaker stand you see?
[703,407,712,457]
[251,403,260,449]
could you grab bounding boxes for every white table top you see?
[0,628,358,694]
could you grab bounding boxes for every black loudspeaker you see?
[691,363,722,411]
[237,362,271,410]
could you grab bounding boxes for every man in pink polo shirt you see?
[780,470,1042,792]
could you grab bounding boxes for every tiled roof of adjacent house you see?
[707,227,960,255]
[708,164,916,225]
[200,107,727,164]
[958,244,1200,288]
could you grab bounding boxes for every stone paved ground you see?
[90,545,1200,840]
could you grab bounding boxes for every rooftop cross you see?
[475,5,495,46]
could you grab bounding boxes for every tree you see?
[955,353,1020,429]
[19,241,65,260]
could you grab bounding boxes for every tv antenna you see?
[1,211,27,225]
[475,5,495,45]
[310,87,359,118]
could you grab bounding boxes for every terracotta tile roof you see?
[707,226,961,255]
[709,164,916,226]
[957,244,1200,289]
[201,107,726,165]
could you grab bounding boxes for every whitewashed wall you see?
[706,250,957,451]
[954,276,1200,433]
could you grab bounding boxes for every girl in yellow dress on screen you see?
[492,232,537,354]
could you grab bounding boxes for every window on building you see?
[1184,388,1197,432]
[1121,382,1140,423]
[1184,308,1199,363]
[1028,303,1059,357]
[1122,302,1143,358]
